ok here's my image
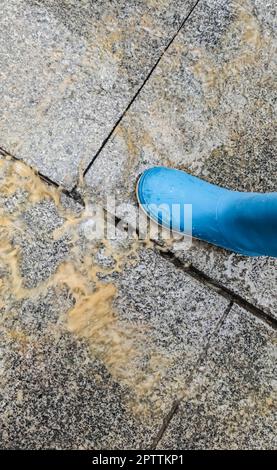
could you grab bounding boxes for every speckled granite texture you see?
[85,0,277,321]
[0,0,276,451]
[0,157,230,449]
[1,156,276,449]
[0,0,196,188]
[86,0,276,195]
[159,305,277,450]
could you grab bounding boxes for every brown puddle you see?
[0,155,179,417]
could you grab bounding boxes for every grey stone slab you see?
[101,248,229,383]
[172,240,277,320]
[0,0,196,188]
[85,0,277,319]
[0,155,229,449]
[1,330,134,449]
[159,304,277,449]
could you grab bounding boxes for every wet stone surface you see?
[86,0,276,195]
[85,0,277,320]
[0,0,196,188]
[159,305,277,450]
[0,0,276,450]
[0,156,229,449]
[172,239,277,321]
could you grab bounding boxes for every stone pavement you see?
[0,0,276,449]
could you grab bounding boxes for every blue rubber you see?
[136,167,277,257]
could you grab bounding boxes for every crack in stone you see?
[157,250,277,330]
[2,148,275,329]
[149,300,234,449]
[82,0,202,178]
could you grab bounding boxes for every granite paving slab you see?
[171,240,277,321]
[85,0,277,320]
[0,0,196,189]
[0,156,229,449]
[159,304,277,449]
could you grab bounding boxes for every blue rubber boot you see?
[136,167,277,257]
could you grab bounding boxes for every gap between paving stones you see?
[1,2,275,449]
[81,0,202,180]
[149,300,234,449]
[0,154,234,447]
[5,0,272,330]
[1,153,276,448]
[112,214,277,330]
[1,0,201,190]
[158,251,277,330]
[1,147,275,331]
[0,146,84,206]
